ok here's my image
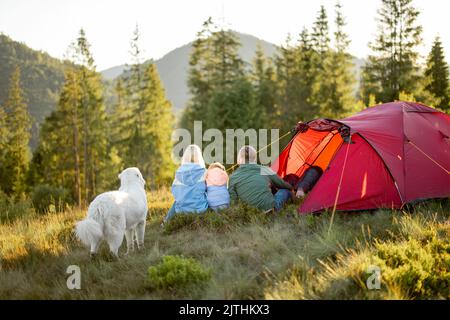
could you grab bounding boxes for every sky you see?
[0,0,449,71]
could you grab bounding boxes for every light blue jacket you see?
[207,185,230,208]
[172,163,208,214]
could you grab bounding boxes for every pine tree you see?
[211,29,261,130]
[0,66,31,195]
[132,63,175,186]
[208,76,261,165]
[0,103,8,156]
[182,18,266,164]
[361,0,422,103]
[359,57,383,106]
[424,36,450,110]
[116,26,175,185]
[30,30,120,205]
[322,1,356,117]
[180,18,216,132]
[29,71,82,202]
[182,18,249,131]
[297,29,320,120]
[209,77,260,130]
[126,24,144,144]
[310,5,334,116]
[28,112,62,189]
[274,30,318,133]
[0,103,9,193]
[311,5,330,58]
[274,34,297,130]
[205,26,263,162]
[209,29,245,90]
[63,70,82,205]
[110,78,132,154]
[76,29,113,201]
[251,44,276,127]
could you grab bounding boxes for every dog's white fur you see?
[75,167,148,257]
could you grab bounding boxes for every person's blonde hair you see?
[181,144,205,168]
[208,162,225,171]
[237,145,257,164]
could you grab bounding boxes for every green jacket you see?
[228,163,292,211]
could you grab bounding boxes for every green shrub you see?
[147,255,211,290]
[371,237,450,299]
[30,184,71,214]
[0,191,34,223]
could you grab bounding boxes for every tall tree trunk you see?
[72,102,82,207]
[83,85,89,206]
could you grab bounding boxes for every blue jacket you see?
[207,185,230,208]
[172,163,208,214]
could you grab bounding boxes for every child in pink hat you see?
[205,162,230,212]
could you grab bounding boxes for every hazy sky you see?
[1,0,449,70]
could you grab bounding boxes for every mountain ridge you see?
[101,31,279,111]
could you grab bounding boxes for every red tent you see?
[271,101,450,214]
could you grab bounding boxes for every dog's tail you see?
[75,218,103,247]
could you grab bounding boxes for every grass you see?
[0,188,449,300]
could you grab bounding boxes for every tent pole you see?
[328,142,351,235]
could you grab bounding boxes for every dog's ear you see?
[118,173,122,179]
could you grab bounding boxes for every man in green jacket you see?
[228,146,293,212]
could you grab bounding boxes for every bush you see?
[147,255,211,290]
[371,236,450,299]
[0,191,34,223]
[30,184,71,214]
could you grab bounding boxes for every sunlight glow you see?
[0,0,448,70]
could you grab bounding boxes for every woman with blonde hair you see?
[164,144,208,222]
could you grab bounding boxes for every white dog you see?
[75,167,148,257]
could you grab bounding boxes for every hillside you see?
[0,34,71,149]
[0,188,448,299]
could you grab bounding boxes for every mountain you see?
[101,32,278,112]
[102,32,364,111]
[0,33,71,149]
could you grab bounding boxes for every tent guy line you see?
[408,140,450,175]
